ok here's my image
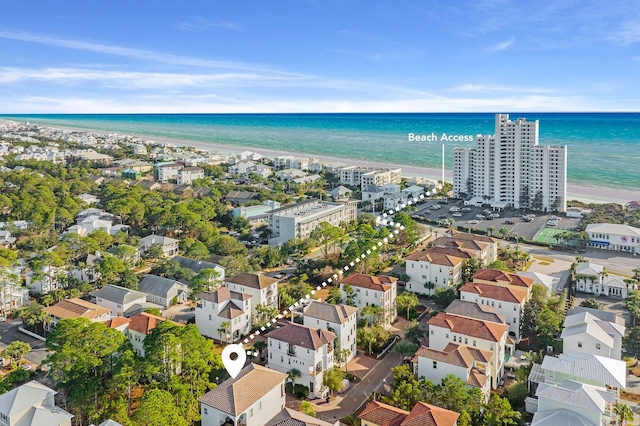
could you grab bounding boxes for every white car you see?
[546,221,558,227]
[452,213,462,217]
[468,219,479,224]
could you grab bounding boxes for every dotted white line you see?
[238,210,407,347]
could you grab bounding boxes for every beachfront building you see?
[265,322,336,399]
[339,273,398,328]
[338,166,402,188]
[199,364,287,426]
[585,223,640,255]
[453,114,567,212]
[301,301,358,364]
[267,199,357,246]
[224,272,278,321]
[194,287,252,343]
[414,344,492,401]
[573,261,634,298]
[427,312,508,389]
[177,166,205,185]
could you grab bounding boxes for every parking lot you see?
[414,199,582,242]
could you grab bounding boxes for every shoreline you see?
[3,119,638,205]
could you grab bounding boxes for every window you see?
[250,408,254,418]
[203,407,208,415]
[433,361,437,369]
[596,343,601,350]
[578,342,583,348]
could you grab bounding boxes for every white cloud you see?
[176,18,243,32]
[490,37,515,51]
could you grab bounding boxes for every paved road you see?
[0,318,49,366]
[314,351,403,422]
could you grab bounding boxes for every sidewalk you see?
[312,351,403,422]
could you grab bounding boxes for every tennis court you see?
[535,228,574,244]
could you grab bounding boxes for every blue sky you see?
[0,0,639,113]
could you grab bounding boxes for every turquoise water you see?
[1,113,639,191]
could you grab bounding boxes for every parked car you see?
[462,207,472,211]
[504,220,515,225]
[490,213,500,218]
[397,281,406,288]
[468,219,479,224]
[546,221,558,227]
[452,213,462,217]
[475,214,485,219]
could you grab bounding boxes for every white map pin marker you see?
[222,344,246,379]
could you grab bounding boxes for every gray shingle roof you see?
[445,300,507,324]
[303,301,357,325]
[195,288,251,303]
[265,322,335,350]
[226,273,278,290]
[139,274,189,298]
[91,284,147,305]
[199,363,286,416]
[174,256,224,275]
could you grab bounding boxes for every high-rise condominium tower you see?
[453,114,567,212]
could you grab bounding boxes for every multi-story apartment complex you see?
[267,200,357,246]
[177,166,205,185]
[453,114,567,212]
[338,166,402,188]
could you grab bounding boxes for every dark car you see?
[397,281,406,288]
[505,220,515,225]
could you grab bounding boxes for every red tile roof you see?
[265,322,336,350]
[405,247,474,267]
[401,402,460,426]
[472,269,534,288]
[127,312,183,335]
[427,312,508,342]
[459,282,529,304]
[415,343,492,368]
[104,317,130,328]
[340,273,396,292]
[358,400,408,426]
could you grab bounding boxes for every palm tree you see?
[598,267,609,296]
[614,401,634,426]
[253,340,267,361]
[337,348,351,373]
[218,321,231,344]
[424,282,435,298]
[498,227,509,239]
[287,368,301,390]
[487,226,495,237]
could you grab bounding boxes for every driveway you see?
[0,319,49,366]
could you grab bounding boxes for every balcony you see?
[287,349,297,357]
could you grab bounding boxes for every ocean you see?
[1,113,639,191]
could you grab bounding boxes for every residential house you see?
[414,343,492,401]
[225,191,259,204]
[537,351,625,400]
[228,160,257,176]
[405,247,473,295]
[432,233,498,265]
[459,282,529,342]
[402,185,425,200]
[574,262,633,298]
[275,169,307,181]
[427,312,508,388]
[78,193,100,205]
[0,231,15,248]
[265,322,336,398]
[140,234,179,258]
[133,144,148,155]
[125,313,183,357]
[174,256,225,281]
[444,300,507,326]
[517,271,555,295]
[560,311,625,360]
[115,159,153,173]
[199,363,287,426]
[154,162,183,182]
[69,253,101,283]
[530,409,595,426]
[139,274,191,307]
[25,265,67,294]
[302,301,358,364]
[339,274,397,328]
[43,298,111,333]
[0,381,74,426]
[224,273,278,321]
[90,284,148,317]
[532,380,615,426]
[358,400,459,426]
[177,166,205,185]
[194,287,252,343]
[266,407,339,426]
[328,185,352,201]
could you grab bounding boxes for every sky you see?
[0,0,639,113]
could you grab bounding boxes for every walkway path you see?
[311,351,403,422]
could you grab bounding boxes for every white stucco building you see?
[585,223,640,255]
[267,200,357,246]
[427,312,508,389]
[574,262,634,298]
[302,301,358,364]
[265,322,336,399]
[194,287,252,343]
[177,166,205,185]
[224,273,279,322]
[199,363,287,426]
[453,114,567,212]
[405,247,472,295]
[339,274,397,328]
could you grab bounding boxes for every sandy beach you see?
[8,120,640,205]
